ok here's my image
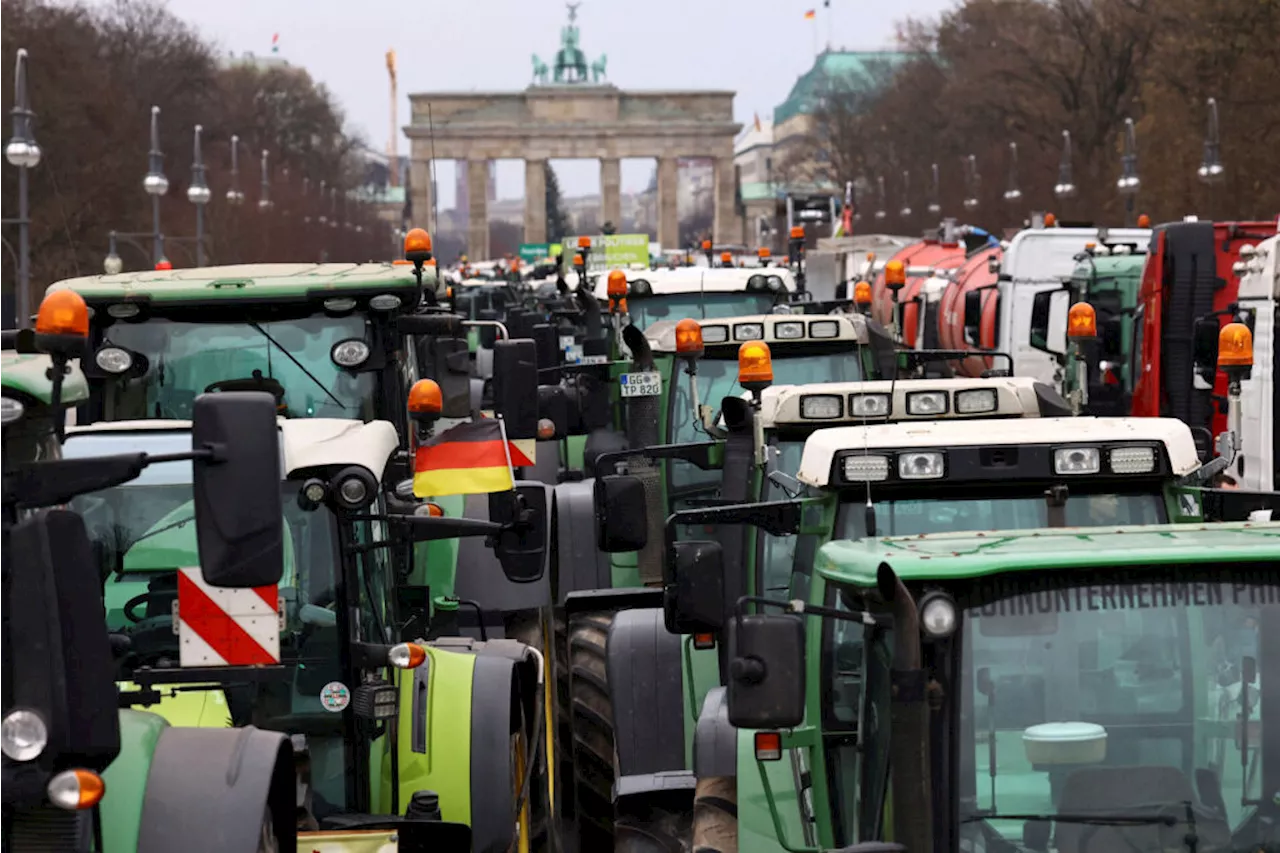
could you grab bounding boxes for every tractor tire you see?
[568,611,617,848]
[615,806,691,853]
[507,611,553,853]
[553,608,575,828]
[691,777,737,853]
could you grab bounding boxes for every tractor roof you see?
[65,417,399,482]
[46,263,419,304]
[593,267,798,301]
[816,521,1280,587]
[646,313,869,351]
[797,416,1201,487]
[1,352,88,406]
[761,376,1045,428]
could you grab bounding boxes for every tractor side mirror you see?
[420,337,472,419]
[1192,316,1220,386]
[490,483,548,583]
[664,540,725,635]
[493,339,539,441]
[1029,288,1068,356]
[727,614,806,729]
[593,474,648,552]
[8,510,121,771]
[191,391,284,588]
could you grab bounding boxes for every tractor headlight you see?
[955,388,998,414]
[906,391,948,416]
[332,466,377,509]
[849,393,890,418]
[842,454,890,482]
[1,709,48,762]
[800,394,842,419]
[898,451,945,480]
[1054,447,1101,475]
[1109,445,1156,474]
[1,397,25,426]
[331,338,371,368]
[369,294,402,311]
[919,592,958,638]
[733,323,764,341]
[775,321,805,339]
[95,346,134,374]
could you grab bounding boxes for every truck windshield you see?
[627,292,778,327]
[834,489,1165,538]
[958,567,1277,849]
[63,429,358,814]
[95,314,375,421]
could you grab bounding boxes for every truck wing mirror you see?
[192,391,284,588]
[594,474,648,552]
[1029,287,1068,357]
[727,613,805,729]
[962,290,983,347]
[1192,316,1220,385]
[493,339,539,441]
[490,483,548,583]
[664,540,725,634]
[9,510,121,770]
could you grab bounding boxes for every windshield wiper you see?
[127,515,195,548]
[248,321,346,411]
[963,812,1178,827]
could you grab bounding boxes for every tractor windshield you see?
[93,314,376,421]
[627,291,778,327]
[957,566,1278,850]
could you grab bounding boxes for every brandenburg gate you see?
[404,4,741,258]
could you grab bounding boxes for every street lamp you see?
[1054,130,1077,201]
[227,134,245,205]
[302,176,311,224]
[187,124,211,266]
[874,175,887,221]
[318,180,328,225]
[1002,141,1023,206]
[329,187,339,229]
[927,163,941,217]
[1116,117,1140,226]
[898,170,912,219]
[963,154,980,212]
[258,148,272,210]
[6,49,42,328]
[142,106,168,266]
[1198,97,1224,184]
[104,231,123,275]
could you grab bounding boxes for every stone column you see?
[408,159,432,231]
[712,154,739,247]
[600,157,622,231]
[524,159,547,245]
[657,156,679,250]
[466,158,490,259]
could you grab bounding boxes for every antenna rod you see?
[427,102,439,237]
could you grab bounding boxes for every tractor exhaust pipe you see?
[876,561,932,853]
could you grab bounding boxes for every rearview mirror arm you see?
[9,445,226,510]
[733,594,891,629]
[665,500,803,553]
[595,441,722,476]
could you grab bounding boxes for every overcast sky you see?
[102,0,956,207]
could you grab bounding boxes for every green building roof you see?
[773,49,913,126]
[817,522,1280,587]
[47,263,420,303]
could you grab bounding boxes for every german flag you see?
[414,419,515,498]
[803,8,816,19]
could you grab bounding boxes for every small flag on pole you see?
[754,112,762,132]
[413,419,515,497]
[804,9,816,19]
[271,33,280,54]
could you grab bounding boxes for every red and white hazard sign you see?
[177,567,281,667]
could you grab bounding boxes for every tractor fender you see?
[608,608,687,780]
[563,587,664,619]
[552,479,612,601]
[694,687,738,779]
[136,725,295,853]
[531,438,561,485]
[469,655,524,853]
[454,487,552,614]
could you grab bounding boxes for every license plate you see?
[620,371,661,398]
[579,354,609,365]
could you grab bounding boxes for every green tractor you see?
[3,331,297,850]
[63,412,551,851]
[719,523,1279,853]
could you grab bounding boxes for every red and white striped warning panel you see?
[177,567,281,667]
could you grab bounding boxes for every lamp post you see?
[142,106,169,266]
[1054,130,1077,206]
[874,175,887,221]
[227,134,245,205]
[187,125,211,266]
[927,163,941,217]
[898,170,912,219]
[963,154,980,212]
[1116,118,1140,227]
[318,180,328,225]
[258,149,272,210]
[1002,141,1023,222]
[1198,97,1224,219]
[6,49,42,328]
